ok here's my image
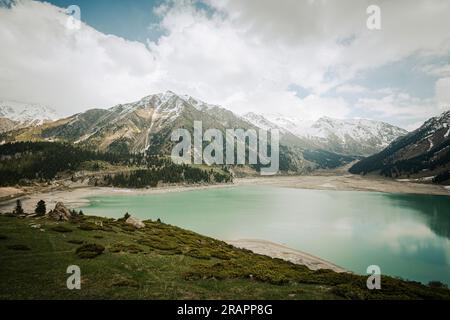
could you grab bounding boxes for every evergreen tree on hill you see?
[35,200,46,216]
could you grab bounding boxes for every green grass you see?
[0,214,449,300]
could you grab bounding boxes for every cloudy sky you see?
[0,0,450,129]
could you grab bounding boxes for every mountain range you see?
[0,91,414,174]
[349,110,450,183]
[0,100,60,133]
[243,112,408,156]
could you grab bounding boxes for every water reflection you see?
[384,194,450,240]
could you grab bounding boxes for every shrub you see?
[78,222,100,231]
[35,200,46,216]
[51,225,73,233]
[210,250,233,260]
[7,244,30,251]
[110,242,143,254]
[428,281,448,289]
[75,243,105,259]
[147,240,178,251]
[185,249,211,260]
[111,277,139,288]
[330,284,367,300]
[121,224,137,232]
[67,239,84,245]
[157,248,183,255]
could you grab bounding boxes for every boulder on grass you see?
[125,216,145,229]
[48,202,72,221]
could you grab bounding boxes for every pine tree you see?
[13,199,24,215]
[35,200,46,216]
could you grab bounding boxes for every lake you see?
[77,186,450,285]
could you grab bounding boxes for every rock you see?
[95,221,103,227]
[125,216,145,229]
[48,202,72,221]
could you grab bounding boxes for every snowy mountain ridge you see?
[1,92,408,157]
[0,100,60,124]
[243,112,408,156]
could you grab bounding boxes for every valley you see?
[3,0,450,304]
[1,91,449,300]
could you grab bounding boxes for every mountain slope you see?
[349,110,450,183]
[1,92,322,173]
[242,112,357,168]
[1,92,366,173]
[0,118,16,133]
[247,113,408,156]
[0,100,60,132]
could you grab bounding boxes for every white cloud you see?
[354,89,438,130]
[1,0,450,126]
[206,0,450,85]
[422,64,450,77]
[436,77,450,108]
[0,0,158,115]
[335,84,368,94]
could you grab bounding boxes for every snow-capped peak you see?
[243,111,408,156]
[113,91,218,117]
[306,117,408,145]
[0,100,61,125]
[420,110,450,133]
[243,112,312,136]
[242,112,285,131]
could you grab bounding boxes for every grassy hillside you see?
[0,214,449,300]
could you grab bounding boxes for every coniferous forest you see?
[0,141,232,187]
[104,166,232,188]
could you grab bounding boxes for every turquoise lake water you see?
[77,186,450,285]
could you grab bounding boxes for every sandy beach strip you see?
[236,174,450,196]
[227,239,347,273]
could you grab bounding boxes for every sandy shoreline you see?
[236,174,450,196]
[227,239,347,273]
